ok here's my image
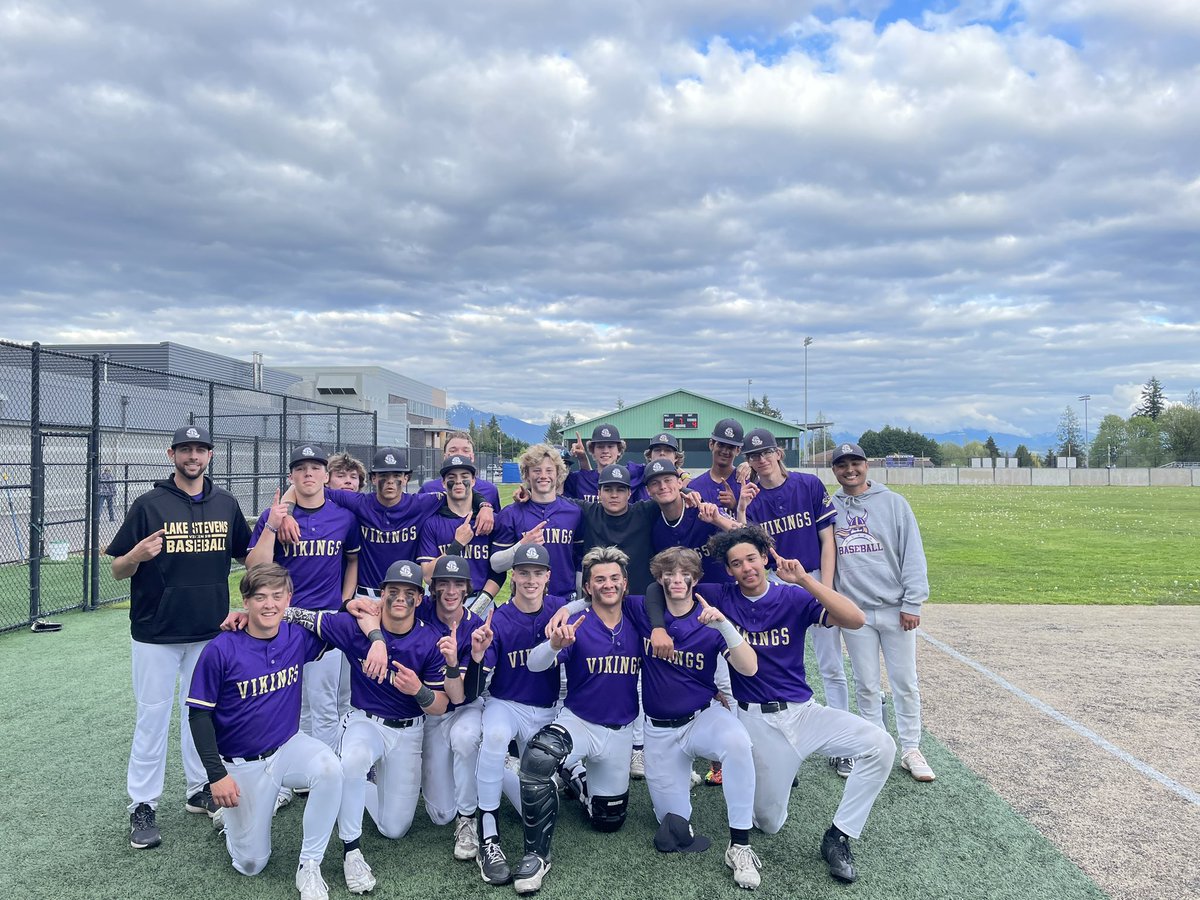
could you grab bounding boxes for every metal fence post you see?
[279,397,288,478]
[29,342,43,623]
[336,407,342,450]
[88,355,101,610]
[372,411,378,453]
[208,381,215,435]
[252,436,260,512]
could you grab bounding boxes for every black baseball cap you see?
[439,454,476,477]
[289,444,328,469]
[830,442,868,465]
[643,458,680,483]
[743,428,778,454]
[648,432,679,451]
[711,418,745,448]
[171,425,213,449]
[653,813,711,854]
[597,464,631,488]
[512,544,551,569]
[590,424,622,443]
[372,447,411,473]
[431,555,471,582]
[381,559,424,589]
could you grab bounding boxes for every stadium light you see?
[1078,394,1091,467]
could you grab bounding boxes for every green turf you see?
[0,605,1106,900]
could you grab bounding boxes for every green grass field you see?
[0,605,1104,900]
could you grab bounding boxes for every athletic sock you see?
[343,837,360,857]
[479,808,500,842]
[730,827,751,846]
[633,743,644,751]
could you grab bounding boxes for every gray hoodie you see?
[831,480,929,615]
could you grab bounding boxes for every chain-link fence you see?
[0,341,378,632]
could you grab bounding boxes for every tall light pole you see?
[1078,394,1090,467]
[747,378,753,406]
[803,337,813,466]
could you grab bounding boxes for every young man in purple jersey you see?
[687,418,745,513]
[632,432,689,501]
[464,543,567,887]
[327,452,366,492]
[418,431,502,508]
[563,424,645,502]
[247,446,360,758]
[418,455,498,598]
[289,559,463,894]
[647,526,895,885]
[277,447,493,596]
[487,443,582,608]
[512,546,643,894]
[740,428,852,776]
[186,564,344,900]
[414,554,488,862]
[108,424,252,849]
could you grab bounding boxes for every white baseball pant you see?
[299,648,350,752]
[841,605,923,750]
[219,731,343,875]
[477,697,558,813]
[421,698,484,823]
[338,709,425,841]
[553,707,634,805]
[770,568,849,712]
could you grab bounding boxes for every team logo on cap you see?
[614,468,625,478]
[652,461,665,472]
[399,564,412,577]
[841,444,853,453]
[450,456,465,466]
[385,453,397,465]
[657,434,669,442]
[302,446,314,456]
[525,547,539,559]
[600,428,612,438]
[446,559,460,572]
[186,427,200,439]
[750,435,762,447]
[724,427,734,438]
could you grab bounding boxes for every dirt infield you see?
[917,605,1200,900]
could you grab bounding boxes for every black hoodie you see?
[107,475,252,644]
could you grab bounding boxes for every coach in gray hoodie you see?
[829,443,936,783]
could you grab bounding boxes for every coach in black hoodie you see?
[107,425,251,851]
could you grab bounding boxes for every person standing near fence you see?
[107,425,252,850]
[99,467,116,521]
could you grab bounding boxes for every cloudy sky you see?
[3,0,1198,437]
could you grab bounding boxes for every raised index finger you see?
[484,608,494,627]
[273,488,281,504]
[695,592,710,608]
[570,611,587,630]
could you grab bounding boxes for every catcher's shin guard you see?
[588,791,629,833]
[519,724,573,858]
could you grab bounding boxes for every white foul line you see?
[918,629,1200,808]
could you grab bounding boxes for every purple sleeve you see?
[623,596,651,637]
[419,479,444,494]
[343,515,361,553]
[811,478,837,528]
[422,642,448,690]
[314,610,364,654]
[185,641,224,709]
[300,627,328,664]
[325,487,371,515]
[416,520,441,563]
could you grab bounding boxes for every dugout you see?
[572,389,805,467]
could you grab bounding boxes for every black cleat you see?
[186,785,217,817]
[130,803,161,849]
[477,839,512,886]
[820,826,858,883]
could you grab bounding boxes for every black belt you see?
[222,745,280,764]
[365,712,420,729]
[356,586,382,598]
[649,711,698,729]
[738,701,790,714]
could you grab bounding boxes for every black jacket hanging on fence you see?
[106,475,251,644]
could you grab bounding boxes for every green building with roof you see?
[571,389,806,468]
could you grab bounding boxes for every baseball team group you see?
[107,417,933,899]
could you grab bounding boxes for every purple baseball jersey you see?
[415,603,483,711]
[314,611,446,719]
[481,594,569,708]
[650,506,733,585]
[420,476,501,509]
[623,596,728,720]
[686,471,742,509]
[186,623,325,759]
[744,472,836,572]
[416,511,492,591]
[324,488,443,589]
[249,502,360,610]
[696,580,827,704]
[491,498,582,598]
[554,605,642,727]
[563,462,645,503]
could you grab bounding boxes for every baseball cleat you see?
[832,757,854,778]
[129,803,161,850]
[900,748,936,782]
[477,839,513,886]
[725,841,763,890]
[513,852,551,894]
[690,769,703,788]
[342,849,376,894]
[275,787,295,815]
[454,814,480,861]
[630,748,646,779]
[705,762,723,786]
[185,785,217,817]
[296,860,329,900]
[820,826,858,884]
[211,807,226,834]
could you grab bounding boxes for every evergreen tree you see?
[746,394,783,419]
[1056,406,1084,458]
[1134,376,1167,420]
[544,415,564,444]
[1014,444,1033,467]
[984,436,1000,460]
[1043,447,1056,467]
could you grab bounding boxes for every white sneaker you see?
[275,787,295,815]
[453,814,479,861]
[296,861,329,900]
[211,806,225,834]
[689,769,703,788]
[630,748,646,779]
[725,842,763,890]
[901,748,936,782]
[343,849,376,894]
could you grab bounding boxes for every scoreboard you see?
[662,412,699,430]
